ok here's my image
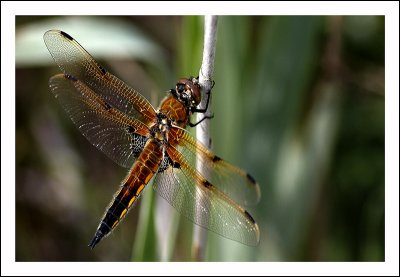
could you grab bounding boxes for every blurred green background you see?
[15,16,384,261]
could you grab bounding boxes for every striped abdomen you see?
[89,139,163,249]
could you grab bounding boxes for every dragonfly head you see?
[174,77,201,109]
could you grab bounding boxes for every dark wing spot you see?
[244,210,257,224]
[126,126,136,134]
[203,180,212,188]
[172,161,181,169]
[212,155,221,162]
[246,173,257,185]
[60,31,74,41]
[64,74,77,81]
[103,101,112,111]
[98,65,107,75]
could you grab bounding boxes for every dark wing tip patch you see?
[246,173,257,185]
[244,210,257,224]
[60,31,74,41]
[212,155,222,162]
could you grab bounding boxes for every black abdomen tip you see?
[88,234,102,249]
[88,230,105,249]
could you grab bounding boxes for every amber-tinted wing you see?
[49,74,150,168]
[154,134,260,246]
[44,30,156,168]
[43,30,156,126]
[168,127,261,207]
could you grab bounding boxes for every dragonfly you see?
[43,29,260,249]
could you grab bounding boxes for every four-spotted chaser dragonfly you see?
[43,30,260,249]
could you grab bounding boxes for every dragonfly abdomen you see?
[89,139,163,249]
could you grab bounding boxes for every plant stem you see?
[192,15,218,261]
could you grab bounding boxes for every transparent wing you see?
[49,74,150,168]
[168,127,260,207]
[153,144,260,246]
[44,29,157,125]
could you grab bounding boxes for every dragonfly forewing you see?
[44,30,157,125]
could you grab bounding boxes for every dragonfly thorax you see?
[158,77,202,128]
[150,112,171,144]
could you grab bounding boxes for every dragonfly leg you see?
[189,113,214,127]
